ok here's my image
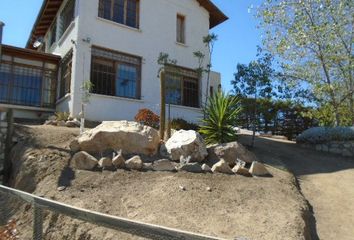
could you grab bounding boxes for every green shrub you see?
[199,91,242,144]
[170,118,199,131]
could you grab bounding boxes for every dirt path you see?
[239,135,354,240]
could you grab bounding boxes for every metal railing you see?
[0,185,225,240]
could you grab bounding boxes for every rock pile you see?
[45,116,80,128]
[70,121,270,177]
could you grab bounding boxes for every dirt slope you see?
[3,125,310,240]
[239,135,354,240]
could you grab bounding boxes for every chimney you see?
[0,21,4,59]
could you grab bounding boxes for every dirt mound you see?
[5,124,310,240]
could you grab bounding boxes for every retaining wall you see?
[299,141,354,157]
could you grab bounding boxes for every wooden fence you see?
[0,185,226,240]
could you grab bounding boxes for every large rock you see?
[69,139,80,152]
[211,159,234,174]
[125,156,143,170]
[249,161,270,176]
[77,121,160,156]
[72,151,98,170]
[165,130,208,162]
[66,120,80,128]
[178,163,204,173]
[232,165,252,177]
[112,151,125,169]
[207,142,257,166]
[201,164,212,172]
[152,159,176,172]
[98,157,113,169]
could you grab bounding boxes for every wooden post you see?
[3,109,13,184]
[159,71,166,141]
[32,203,43,240]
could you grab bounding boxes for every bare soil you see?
[239,135,354,240]
[3,125,310,240]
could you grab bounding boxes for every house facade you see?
[2,0,227,123]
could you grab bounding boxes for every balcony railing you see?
[0,45,60,109]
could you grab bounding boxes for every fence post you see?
[33,202,43,240]
[3,109,13,184]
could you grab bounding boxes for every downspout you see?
[0,21,4,59]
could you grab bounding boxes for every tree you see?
[203,33,218,109]
[232,49,275,146]
[257,0,354,126]
[157,52,177,140]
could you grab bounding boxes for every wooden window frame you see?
[49,20,57,47]
[91,46,142,100]
[165,66,200,108]
[59,0,75,39]
[59,50,73,99]
[176,14,186,44]
[98,0,140,29]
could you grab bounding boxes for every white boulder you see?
[249,161,270,176]
[72,151,98,170]
[125,156,143,170]
[152,159,176,171]
[232,165,252,177]
[112,151,125,169]
[165,130,208,162]
[211,159,234,174]
[77,121,160,156]
[207,142,257,166]
[98,157,113,169]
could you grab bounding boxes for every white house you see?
[2,0,227,123]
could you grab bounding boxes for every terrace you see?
[0,44,60,111]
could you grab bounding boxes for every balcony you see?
[0,45,60,110]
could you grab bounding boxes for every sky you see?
[0,0,263,92]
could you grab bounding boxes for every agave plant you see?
[199,91,241,145]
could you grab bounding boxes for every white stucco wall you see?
[210,71,221,93]
[44,0,221,124]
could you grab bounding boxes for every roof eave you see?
[26,0,48,49]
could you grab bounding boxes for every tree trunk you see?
[159,71,166,141]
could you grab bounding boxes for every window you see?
[177,14,185,44]
[210,86,214,97]
[0,55,58,108]
[91,47,141,99]
[49,21,57,46]
[99,0,140,29]
[59,50,73,99]
[165,67,199,108]
[59,0,75,39]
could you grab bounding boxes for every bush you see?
[296,126,354,144]
[170,118,199,131]
[135,109,160,129]
[199,91,242,145]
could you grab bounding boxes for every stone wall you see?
[300,141,354,157]
[0,112,7,171]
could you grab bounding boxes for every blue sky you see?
[0,0,263,92]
